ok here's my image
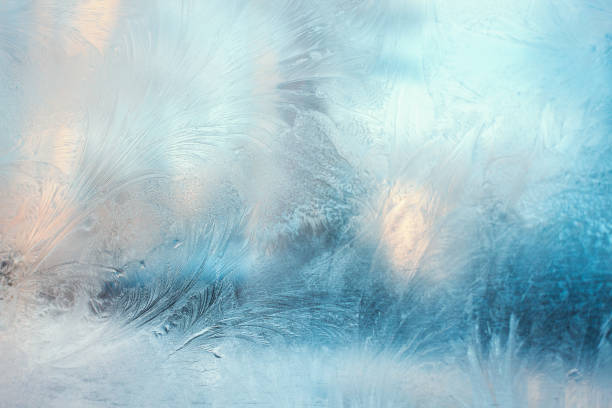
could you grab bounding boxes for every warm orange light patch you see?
[50,125,80,176]
[71,0,120,54]
[379,184,442,281]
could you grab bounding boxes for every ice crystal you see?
[0,0,611,406]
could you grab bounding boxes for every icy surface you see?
[0,0,611,407]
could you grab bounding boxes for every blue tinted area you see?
[0,0,611,406]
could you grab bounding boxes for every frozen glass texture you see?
[0,1,611,406]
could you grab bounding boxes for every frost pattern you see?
[0,0,611,407]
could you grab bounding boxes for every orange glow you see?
[71,0,120,54]
[379,185,441,281]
